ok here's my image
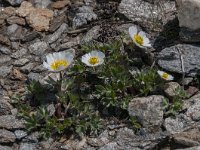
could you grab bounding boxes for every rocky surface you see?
[0,0,200,149]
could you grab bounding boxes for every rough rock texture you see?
[0,97,13,116]
[118,0,175,29]
[29,41,48,56]
[5,0,23,6]
[164,82,181,98]
[177,0,200,42]
[128,95,164,131]
[16,1,53,31]
[158,44,200,76]
[0,129,16,143]
[0,115,25,129]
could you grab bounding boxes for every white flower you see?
[157,70,174,81]
[81,51,105,67]
[129,26,151,48]
[43,51,74,72]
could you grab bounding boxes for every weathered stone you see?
[164,114,192,134]
[14,130,27,139]
[0,98,13,116]
[46,23,67,44]
[0,66,12,77]
[29,41,48,55]
[99,142,120,150]
[186,86,199,98]
[22,32,40,42]
[158,44,200,76]
[164,82,181,98]
[5,0,23,6]
[34,0,52,8]
[13,58,29,67]
[7,24,23,41]
[0,145,13,150]
[173,128,200,147]
[0,129,16,143]
[20,63,35,74]
[59,36,81,50]
[28,72,43,82]
[0,115,25,129]
[51,0,71,9]
[1,7,16,17]
[0,34,11,46]
[7,16,26,25]
[0,45,11,54]
[47,104,55,116]
[118,0,175,29]
[16,1,53,31]
[49,13,66,32]
[10,69,26,80]
[186,98,200,121]
[72,6,97,28]
[81,25,101,44]
[11,48,27,59]
[128,95,164,131]
[19,143,37,150]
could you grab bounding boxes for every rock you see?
[22,31,40,42]
[186,86,199,97]
[29,41,48,56]
[7,16,26,25]
[51,0,71,9]
[81,25,101,44]
[0,98,13,116]
[10,68,26,80]
[20,63,35,74]
[5,0,23,6]
[19,143,37,150]
[32,64,46,73]
[13,58,29,67]
[0,66,12,77]
[99,142,120,150]
[0,115,25,129]
[49,13,66,33]
[0,129,16,143]
[128,95,164,131]
[0,145,13,150]
[28,72,43,82]
[172,128,200,147]
[72,6,97,28]
[176,147,200,150]
[0,45,11,54]
[177,0,200,42]
[2,7,16,16]
[164,114,193,134]
[118,0,175,29]
[14,130,27,139]
[158,44,200,76]
[7,24,23,41]
[59,36,81,50]
[16,1,53,31]
[34,0,52,8]
[164,82,181,98]
[46,23,67,44]
[11,48,28,59]
[0,55,11,64]
[186,96,200,121]
[23,132,40,143]
[0,34,11,46]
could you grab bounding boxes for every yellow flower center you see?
[50,60,68,70]
[88,57,99,65]
[162,73,169,79]
[134,34,144,45]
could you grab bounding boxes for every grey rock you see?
[22,32,40,42]
[0,98,13,116]
[0,145,13,150]
[118,0,175,29]
[128,95,164,131]
[0,129,16,143]
[72,6,97,28]
[14,130,27,139]
[20,63,35,74]
[0,115,25,129]
[34,0,52,8]
[59,36,81,50]
[19,143,37,150]
[176,146,200,150]
[186,95,200,121]
[0,66,12,77]
[49,13,66,33]
[11,48,28,59]
[99,142,120,150]
[0,45,11,54]
[81,25,101,44]
[158,44,200,76]
[164,114,193,134]
[7,24,19,35]
[0,55,11,64]
[28,72,43,82]
[47,104,55,116]
[46,23,67,44]
[173,128,200,147]
[179,27,200,43]
[13,58,29,67]
[164,82,181,98]
[7,16,26,25]
[23,132,39,143]
[5,0,23,6]
[32,64,46,73]
[29,41,48,56]
[183,92,200,110]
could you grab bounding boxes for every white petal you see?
[157,70,164,76]
[43,61,50,69]
[46,54,54,64]
[129,26,137,38]
[97,51,105,59]
[138,31,147,38]
[167,75,174,81]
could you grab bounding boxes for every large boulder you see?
[158,44,200,76]
[177,0,200,42]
